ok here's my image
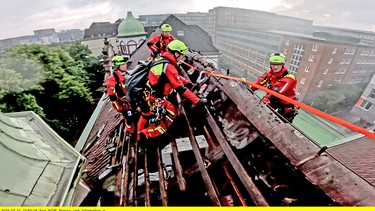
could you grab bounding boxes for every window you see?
[328,58,333,64]
[304,66,310,73]
[323,68,329,74]
[335,68,347,74]
[285,40,290,45]
[177,31,184,36]
[347,78,354,84]
[332,48,337,54]
[338,58,351,64]
[308,55,315,62]
[317,80,323,87]
[312,44,318,51]
[369,88,375,99]
[300,78,306,84]
[359,99,373,110]
[333,79,342,84]
[289,44,305,74]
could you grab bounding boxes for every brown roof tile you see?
[328,136,375,186]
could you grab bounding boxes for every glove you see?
[197,93,208,104]
[148,117,160,126]
[189,101,207,125]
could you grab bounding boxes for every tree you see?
[62,41,105,99]
[304,84,364,113]
[0,43,96,142]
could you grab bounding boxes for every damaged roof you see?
[76,17,375,206]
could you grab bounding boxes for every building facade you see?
[351,74,375,125]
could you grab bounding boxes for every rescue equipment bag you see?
[125,58,169,107]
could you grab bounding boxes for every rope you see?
[204,71,375,140]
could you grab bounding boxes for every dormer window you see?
[177,31,184,36]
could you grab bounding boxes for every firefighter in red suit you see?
[147,23,175,58]
[251,52,298,122]
[137,40,200,140]
[106,55,136,133]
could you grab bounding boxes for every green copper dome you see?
[118,11,147,37]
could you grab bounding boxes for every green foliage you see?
[0,57,44,95]
[63,41,105,99]
[304,84,364,113]
[16,93,45,117]
[0,43,99,142]
[0,93,45,117]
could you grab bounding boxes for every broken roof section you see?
[0,111,85,206]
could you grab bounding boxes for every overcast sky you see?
[1,0,374,40]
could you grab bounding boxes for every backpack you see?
[125,58,169,107]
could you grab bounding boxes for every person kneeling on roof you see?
[251,52,298,122]
[137,40,204,141]
[147,23,175,59]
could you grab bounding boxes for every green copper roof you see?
[293,109,346,146]
[118,11,147,37]
[0,111,85,206]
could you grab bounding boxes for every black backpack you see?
[125,58,169,107]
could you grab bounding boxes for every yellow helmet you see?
[269,53,286,64]
[161,24,172,32]
[111,55,126,67]
[167,40,188,55]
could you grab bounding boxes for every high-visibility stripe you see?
[148,126,166,134]
[166,109,175,116]
[260,78,268,85]
[113,101,120,110]
[284,73,296,80]
[278,81,289,93]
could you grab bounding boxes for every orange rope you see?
[205,71,375,140]
[182,61,200,70]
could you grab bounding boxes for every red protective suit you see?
[136,52,200,141]
[106,70,135,133]
[147,34,175,55]
[252,66,297,105]
[252,66,297,122]
[148,52,200,104]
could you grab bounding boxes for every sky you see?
[1,0,375,40]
